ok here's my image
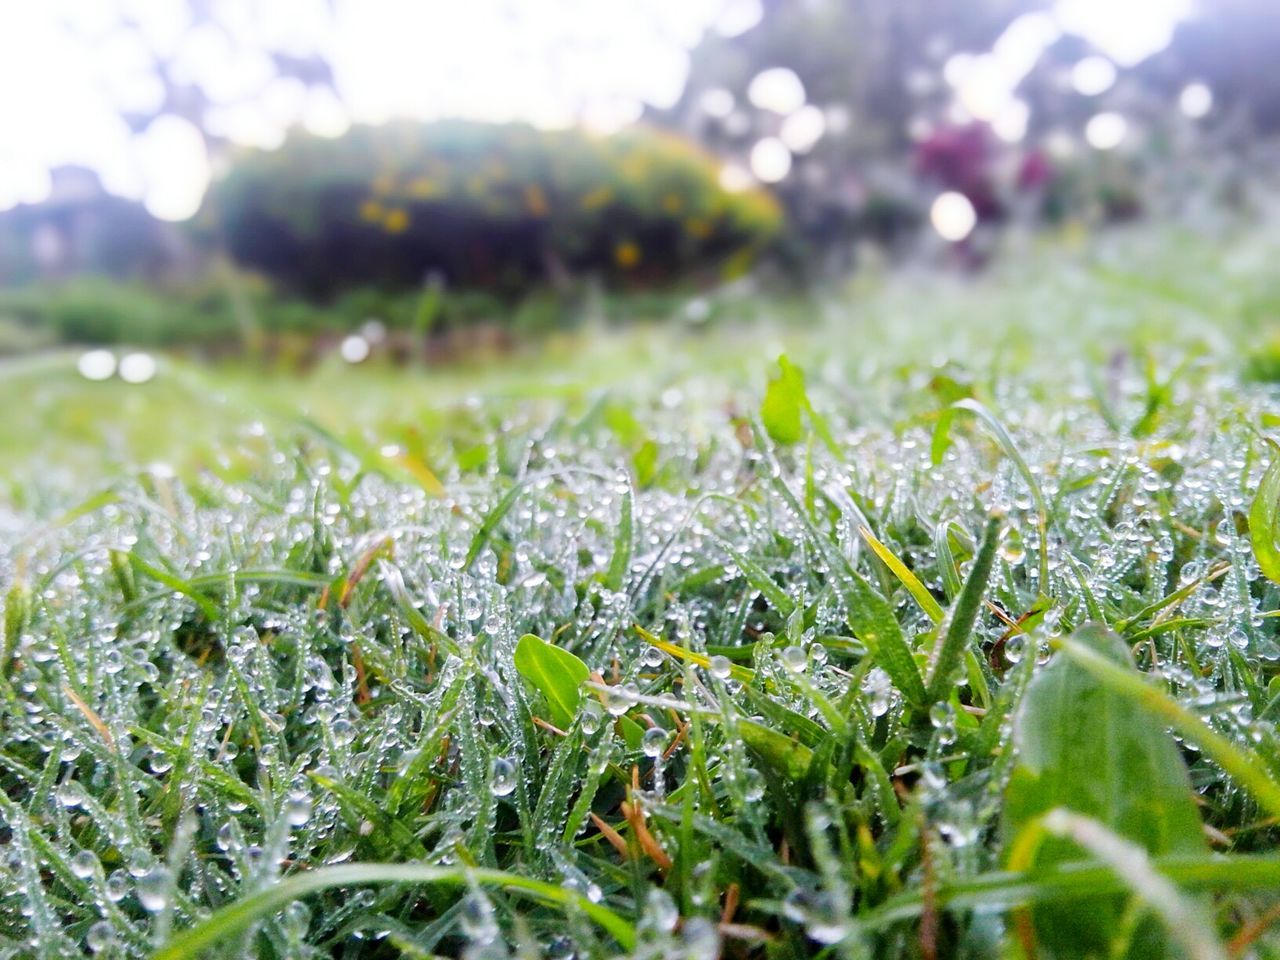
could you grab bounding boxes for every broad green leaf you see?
[1002,624,1207,959]
[1249,445,1280,584]
[514,633,589,730]
[1055,633,1280,820]
[1015,810,1227,960]
[616,714,646,751]
[761,355,806,445]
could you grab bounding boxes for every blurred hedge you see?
[202,121,782,297]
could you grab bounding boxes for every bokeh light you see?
[747,68,806,115]
[1085,111,1128,150]
[77,350,116,381]
[930,192,977,242]
[780,105,826,154]
[118,352,157,384]
[1071,56,1117,96]
[1180,82,1213,119]
[749,138,792,183]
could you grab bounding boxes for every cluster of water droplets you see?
[2,352,1279,954]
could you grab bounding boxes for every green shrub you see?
[202,121,782,298]
[1244,336,1280,383]
[0,274,537,349]
[0,280,197,346]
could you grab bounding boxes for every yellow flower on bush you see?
[614,241,641,269]
[383,208,410,233]
[580,187,613,211]
[662,192,683,214]
[524,185,549,217]
[408,177,440,198]
[685,217,712,239]
[359,200,384,222]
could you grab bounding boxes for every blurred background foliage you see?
[0,0,1277,354]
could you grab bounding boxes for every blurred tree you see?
[655,0,1050,272]
[1140,0,1280,133]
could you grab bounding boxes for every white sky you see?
[0,0,1192,221]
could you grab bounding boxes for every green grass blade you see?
[946,399,1050,587]
[1249,444,1280,584]
[856,854,1280,932]
[149,863,636,958]
[926,515,999,703]
[859,525,944,624]
[604,479,633,592]
[846,569,928,707]
[465,482,524,571]
[719,541,796,619]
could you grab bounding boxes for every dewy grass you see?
[4,222,1280,957]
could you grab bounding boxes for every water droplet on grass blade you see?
[490,757,517,797]
[642,726,668,757]
[779,645,807,673]
[86,921,115,953]
[580,700,603,734]
[70,850,96,879]
[136,867,171,912]
[56,781,86,808]
[284,789,312,826]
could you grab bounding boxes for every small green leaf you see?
[1002,624,1207,958]
[616,714,646,751]
[1249,445,1280,584]
[761,355,806,445]
[514,633,590,730]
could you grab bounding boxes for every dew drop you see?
[86,921,115,953]
[641,726,668,758]
[490,757,517,797]
[70,850,97,879]
[779,645,807,673]
[136,867,171,912]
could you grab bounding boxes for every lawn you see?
[4,220,1280,958]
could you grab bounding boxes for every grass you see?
[3,220,1280,958]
